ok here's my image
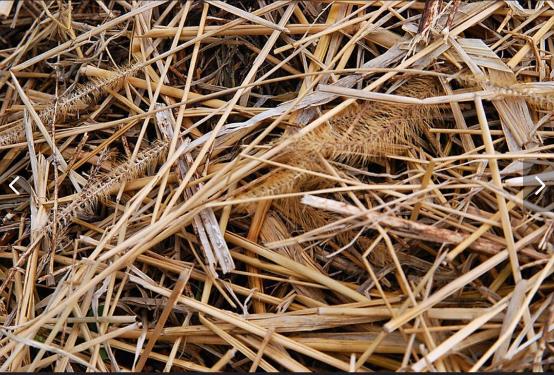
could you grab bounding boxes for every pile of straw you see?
[0,0,553,371]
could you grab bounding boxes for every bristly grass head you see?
[46,139,169,237]
[293,76,442,164]
[0,63,141,148]
[0,122,25,146]
[235,77,443,243]
[238,77,442,204]
[38,63,140,125]
[455,71,554,110]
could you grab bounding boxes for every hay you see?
[0,0,553,372]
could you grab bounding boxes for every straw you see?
[0,1,552,372]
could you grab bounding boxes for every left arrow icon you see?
[9,176,20,195]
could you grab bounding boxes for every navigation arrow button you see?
[9,176,20,195]
[535,176,546,195]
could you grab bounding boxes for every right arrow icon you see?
[535,176,546,195]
